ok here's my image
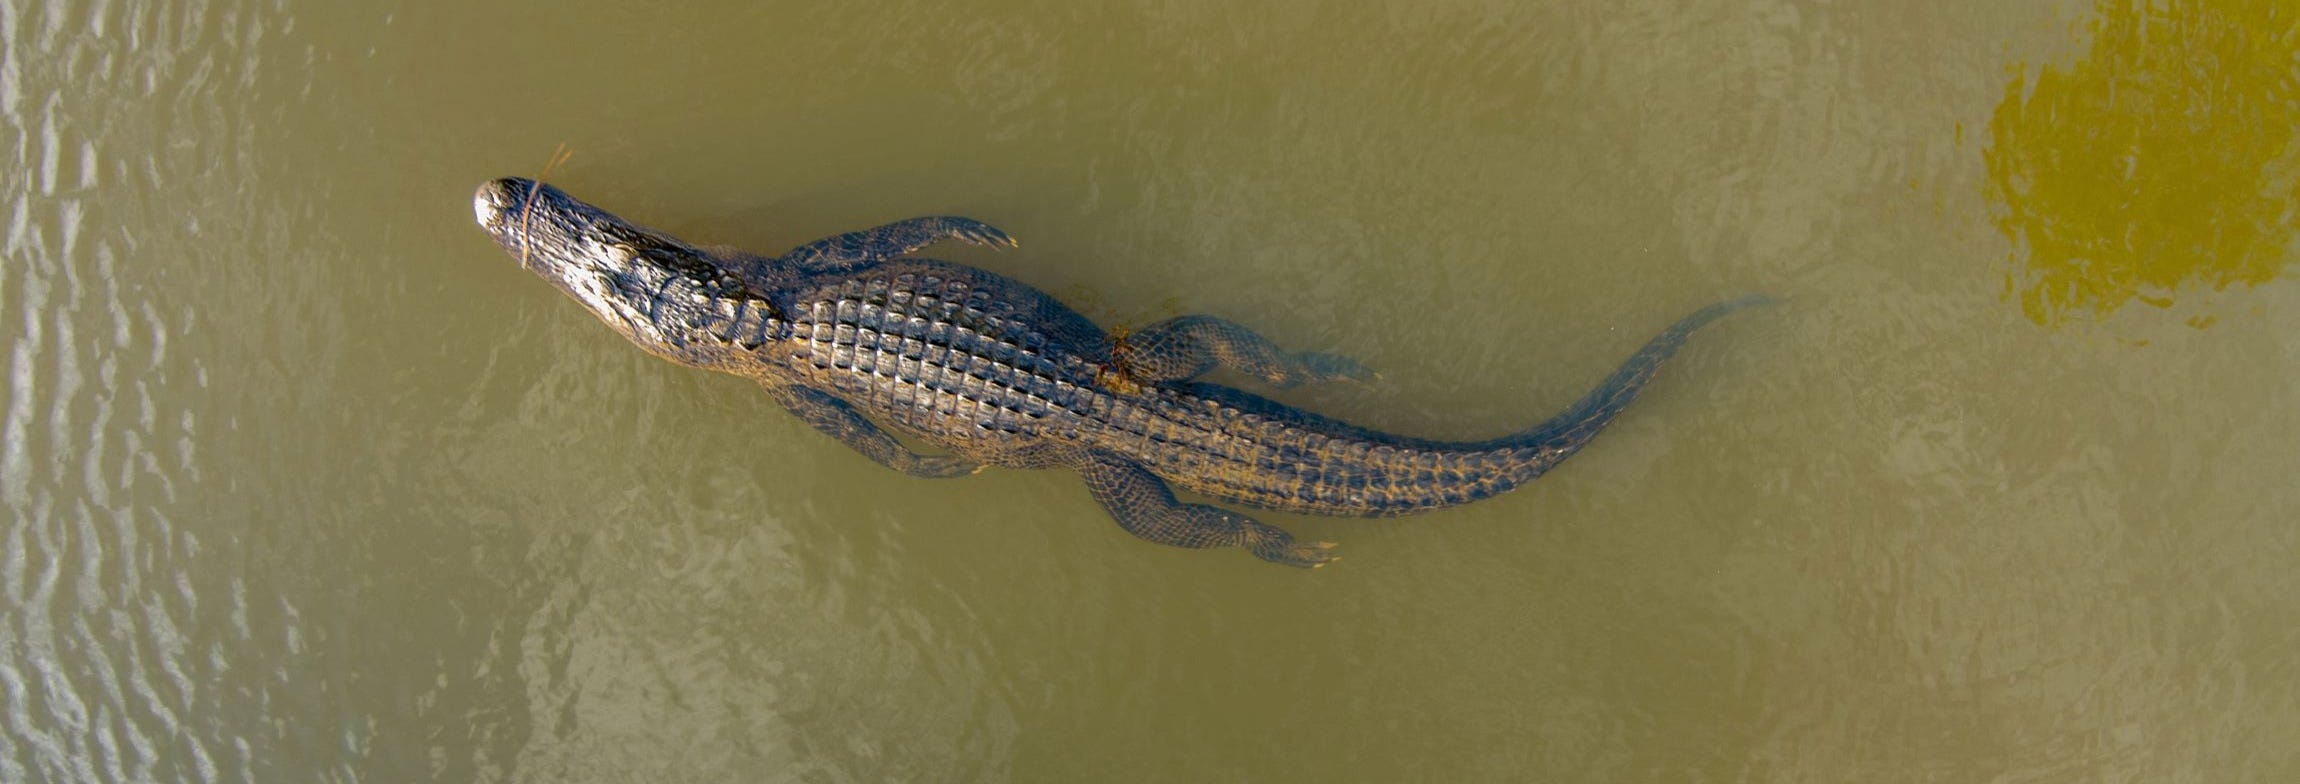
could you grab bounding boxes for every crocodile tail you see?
[1162,296,1767,518]
[1489,295,1770,479]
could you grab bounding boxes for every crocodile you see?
[471,177,1764,568]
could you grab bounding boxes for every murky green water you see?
[6,0,2298,781]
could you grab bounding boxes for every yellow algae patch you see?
[1984,0,2300,328]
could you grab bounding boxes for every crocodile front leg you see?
[764,384,983,478]
[1112,315,1371,389]
[775,216,1017,273]
[1072,450,1338,568]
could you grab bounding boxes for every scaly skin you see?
[472,178,1764,568]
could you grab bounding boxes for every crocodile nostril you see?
[472,182,512,227]
[472,193,496,226]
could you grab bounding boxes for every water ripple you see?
[3,0,269,780]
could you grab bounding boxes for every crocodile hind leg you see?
[1115,315,1371,389]
[764,384,983,478]
[1073,451,1338,568]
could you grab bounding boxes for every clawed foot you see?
[947,218,1018,249]
[1298,351,1375,384]
[903,453,985,478]
[1244,524,1341,568]
[1268,351,1376,388]
[1263,540,1341,569]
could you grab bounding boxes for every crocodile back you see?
[775,260,1112,456]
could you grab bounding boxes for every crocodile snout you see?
[472,177,530,230]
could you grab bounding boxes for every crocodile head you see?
[473,177,721,350]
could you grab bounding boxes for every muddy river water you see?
[3,0,2297,780]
